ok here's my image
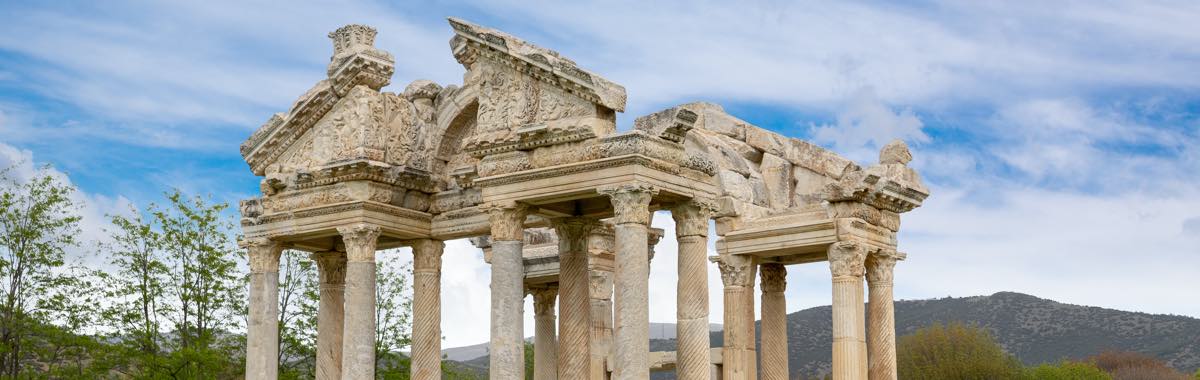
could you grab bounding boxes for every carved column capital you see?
[245,238,284,273]
[599,184,657,225]
[671,199,716,237]
[588,270,613,300]
[551,217,599,248]
[760,263,787,293]
[531,286,558,316]
[481,202,529,241]
[338,223,381,262]
[866,250,905,286]
[714,255,757,287]
[311,251,347,285]
[410,239,445,273]
[828,240,868,280]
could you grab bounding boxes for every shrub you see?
[1025,361,1110,380]
[897,322,1024,380]
[1086,351,1189,380]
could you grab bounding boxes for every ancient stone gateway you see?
[238,19,928,380]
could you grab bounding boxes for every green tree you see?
[376,257,414,378]
[896,322,1024,380]
[0,165,81,377]
[277,250,318,379]
[102,205,170,375]
[1026,361,1110,380]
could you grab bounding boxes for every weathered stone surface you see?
[745,124,788,156]
[759,153,793,209]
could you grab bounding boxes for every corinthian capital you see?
[530,286,558,316]
[551,217,599,253]
[760,263,787,293]
[410,239,445,272]
[671,198,716,237]
[481,202,529,241]
[827,240,867,279]
[312,251,347,285]
[338,223,381,262]
[866,249,905,285]
[599,184,657,225]
[244,238,284,273]
[714,254,756,287]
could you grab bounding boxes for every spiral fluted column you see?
[716,253,757,380]
[532,286,559,380]
[600,184,656,380]
[867,250,902,380]
[484,202,529,380]
[312,251,346,380]
[338,224,381,380]
[245,238,283,380]
[552,217,597,379]
[410,239,445,380]
[829,241,867,380]
[760,263,789,380]
[672,200,714,380]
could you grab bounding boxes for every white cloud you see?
[810,87,929,163]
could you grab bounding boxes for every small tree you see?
[896,322,1024,380]
[277,250,318,379]
[1025,361,1111,380]
[1087,350,1190,380]
[376,256,414,377]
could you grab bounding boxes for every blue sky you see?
[1,1,1198,348]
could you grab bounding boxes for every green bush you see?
[1026,361,1111,380]
[897,322,1025,380]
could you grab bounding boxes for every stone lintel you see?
[241,200,432,251]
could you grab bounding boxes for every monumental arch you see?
[239,18,928,380]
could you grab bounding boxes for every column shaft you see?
[532,287,559,380]
[867,252,901,380]
[485,203,528,380]
[828,241,867,380]
[760,263,789,380]
[411,239,445,380]
[672,200,713,380]
[601,184,656,380]
[245,239,282,380]
[717,254,757,380]
[312,251,346,380]
[339,224,381,380]
[553,218,596,379]
[588,269,614,379]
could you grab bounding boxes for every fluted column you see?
[716,254,757,380]
[552,218,597,379]
[672,200,714,380]
[484,202,529,380]
[410,239,445,380]
[829,241,867,380]
[532,286,559,380]
[600,184,656,380]
[312,251,347,380]
[867,250,902,380]
[245,238,283,380]
[338,224,381,380]
[760,263,789,380]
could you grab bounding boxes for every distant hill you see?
[450,292,1200,378]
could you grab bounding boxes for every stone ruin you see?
[239,18,928,380]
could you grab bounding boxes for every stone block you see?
[745,125,787,156]
[718,169,752,202]
[759,153,793,210]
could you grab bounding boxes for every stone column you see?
[759,263,789,380]
[410,239,445,380]
[312,251,347,380]
[338,224,381,380]
[716,254,757,380]
[532,286,559,380]
[245,238,283,380]
[867,250,902,380]
[600,184,656,380]
[671,200,713,380]
[484,202,529,380]
[552,218,597,379]
[587,263,614,379]
[828,241,867,380]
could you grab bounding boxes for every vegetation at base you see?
[0,163,474,378]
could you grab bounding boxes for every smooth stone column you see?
[245,238,283,380]
[587,264,614,379]
[484,202,529,380]
[828,241,867,380]
[410,239,445,380]
[716,253,757,380]
[671,200,714,380]
[338,224,381,380]
[532,286,559,380]
[552,218,597,380]
[312,251,347,380]
[759,263,789,380]
[867,250,903,380]
[600,184,656,380]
